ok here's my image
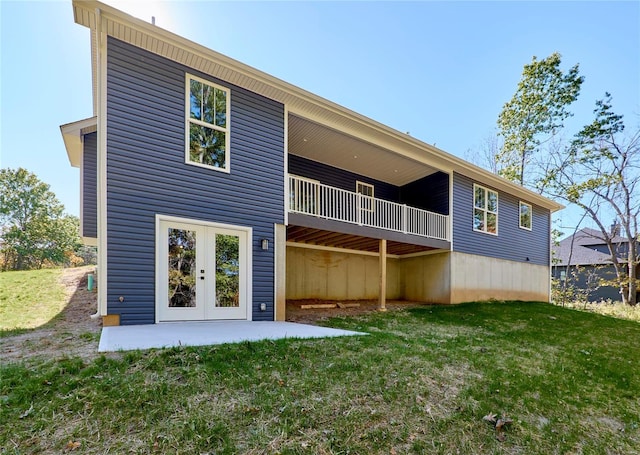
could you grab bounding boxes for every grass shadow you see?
[0,266,99,339]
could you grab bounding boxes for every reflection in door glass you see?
[216,234,239,307]
[168,228,197,307]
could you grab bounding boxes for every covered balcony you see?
[286,113,452,256]
[289,174,449,242]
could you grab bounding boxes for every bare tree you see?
[464,133,503,174]
[542,95,639,305]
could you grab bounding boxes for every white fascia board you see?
[60,116,97,167]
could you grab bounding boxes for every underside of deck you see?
[287,213,450,256]
[287,226,440,256]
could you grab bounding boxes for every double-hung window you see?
[473,184,498,235]
[356,181,375,212]
[186,74,230,171]
[519,201,532,230]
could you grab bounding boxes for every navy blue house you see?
[61,1,562,326]
[552,228,639,303]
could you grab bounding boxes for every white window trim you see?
[356,181,374,197]
[473,184,498,236]
[519,201,533,231]
[356,181,375,213]
[185,73,231,173]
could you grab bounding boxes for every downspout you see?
[94,7,109,319]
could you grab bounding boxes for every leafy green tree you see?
[215,234,239,307]
[497,52,584,187]
[0,168,80,270]
[542,95,639,305]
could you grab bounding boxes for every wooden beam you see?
[337,302,360,308]
[378,238,387,311]
[274,224,287,321]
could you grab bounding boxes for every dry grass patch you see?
[556,299,640,323]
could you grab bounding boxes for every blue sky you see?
[1,0,638,233]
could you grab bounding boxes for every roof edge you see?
[60,116,98,167]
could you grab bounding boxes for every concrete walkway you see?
[98,321,366,352]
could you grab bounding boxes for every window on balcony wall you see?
[519,201,532,230]
[186,74,230,171]
[473,184,498,235]
[356,181,375,212]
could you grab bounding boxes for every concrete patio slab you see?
[98,321,366,352]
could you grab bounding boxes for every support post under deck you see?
[378,238,387,311]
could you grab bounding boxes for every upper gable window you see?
[186,74,230,172]
[473,184,498,235]
[519,201,532,230]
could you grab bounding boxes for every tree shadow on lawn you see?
[0,267,102,363]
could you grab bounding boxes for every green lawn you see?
[0,268,66,335]
[1,301,639,454]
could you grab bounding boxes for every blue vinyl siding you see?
[399,172,449,215]
[452,172,550,265]
[82,132,97,239]
[106,37,284,324]
[288,155,400,201]
[552,265,621,302]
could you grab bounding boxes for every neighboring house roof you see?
[572,227,628,246]
[68,0,563,213]
[554,240,613,266]
[553,227,629,266]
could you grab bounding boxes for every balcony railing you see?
[288,175,450,242]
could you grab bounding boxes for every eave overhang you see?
[60,116,97,167]
[71,0,564,212]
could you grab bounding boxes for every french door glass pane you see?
[168,228,197,308]
[215,233,240,307]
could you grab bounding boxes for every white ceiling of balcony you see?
[288,115,439,186]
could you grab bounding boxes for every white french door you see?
[156,217,251,322]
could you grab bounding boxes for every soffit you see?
[72,0,564,212]
[289,115,437,186]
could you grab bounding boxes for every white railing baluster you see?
[288,175,450,241]
[402,204,407,234]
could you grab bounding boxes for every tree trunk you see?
[628,239,638,306]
